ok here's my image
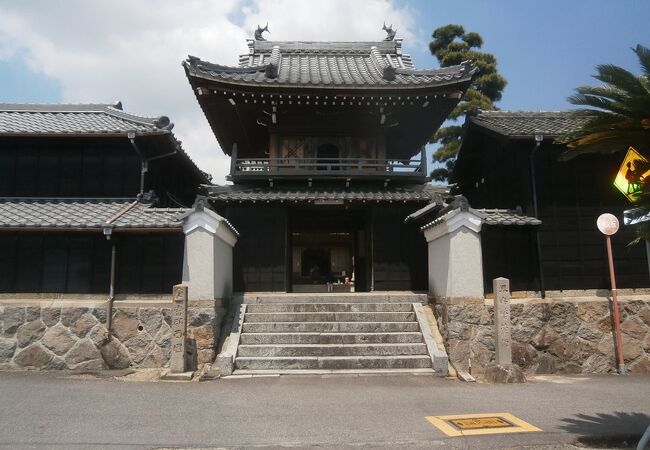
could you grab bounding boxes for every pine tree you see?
[429,24,507,182]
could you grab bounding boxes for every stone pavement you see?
[0,371,648,449]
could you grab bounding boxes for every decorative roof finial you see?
[382,22,396,41]
[255,23,269,41]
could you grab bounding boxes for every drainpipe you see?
[102,224,116,333]
[127,131,178,197]
[106,240,116,334]
[102,200,139,333]
[530,132,546,298]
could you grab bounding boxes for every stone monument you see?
[484,277,525,383]
[162,284,193,380]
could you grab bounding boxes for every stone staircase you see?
[218,299,447,375]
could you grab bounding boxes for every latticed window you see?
[280,137,306,159]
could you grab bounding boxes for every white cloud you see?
[0,0,414,183]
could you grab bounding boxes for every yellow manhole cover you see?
[426,413,541,436]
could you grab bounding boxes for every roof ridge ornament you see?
[255,23,269,41]
[382,22,396,41]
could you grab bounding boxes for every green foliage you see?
[557,45,650,160]
[429,24,506,182]
[558,44,650,240]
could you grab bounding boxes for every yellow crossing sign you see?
[614,147,650,202]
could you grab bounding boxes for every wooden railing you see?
[230,157,426,179]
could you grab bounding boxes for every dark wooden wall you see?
[458,134,650,291]
[0,137,202,206]
[0,232,184,294]
[372,205,428,291]
[225,206,287,292]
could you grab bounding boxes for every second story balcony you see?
[228,154,428,183]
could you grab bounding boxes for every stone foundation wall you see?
[435,296,650,376]
[0,298,224,371]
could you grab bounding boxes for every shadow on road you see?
[560,411,650,448]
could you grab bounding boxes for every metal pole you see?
[530,141,546,298]
[605,235,626,375]
[106,242,116,334]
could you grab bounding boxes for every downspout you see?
[102,200,139,333]
[127,131,178,197]
[530,132,546,298]
[106,241,116,333]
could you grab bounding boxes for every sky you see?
[1,0,648,183]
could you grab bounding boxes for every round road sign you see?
[597,213,619,235]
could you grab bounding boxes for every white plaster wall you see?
[212,233,233,299]
[183,229,214,300]
[427,227,484,298]
[428,234,450,297]
[448,227,484,298]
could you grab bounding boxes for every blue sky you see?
[1,0,648,181]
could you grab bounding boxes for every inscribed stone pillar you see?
[170,284,188,373]
[493,277,512,365]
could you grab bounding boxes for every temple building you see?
[183,27,477,293]
[0,102,207,295]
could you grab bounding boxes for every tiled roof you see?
[477,209,542,226]
[420,207,540,231]
[469,111,591,138]
[0,102,174,136]
[204,184,446,203]
[184,38,477,90]
[0,199,188,229]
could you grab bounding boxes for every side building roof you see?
[466,110,591,140]
[0,198,188,230]
[0,102,209,184]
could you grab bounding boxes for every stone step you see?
[236,293,428,304]
[237,343,428,357]
[239,332,424,345]
[230,368,437,376]
[243,312,416,323]
[241,321,421,333]
[234,355,433,370]
[245,303,414,313]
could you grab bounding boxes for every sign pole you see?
[604,235,626,375]
[597,213,627,375]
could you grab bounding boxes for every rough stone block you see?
[2,307,25,336]
[64,339,102,365]
[25,307,40,322]
[621,317,647,341]
[511,342,537,369]
[577,323,604,342]
[41,324,77,355]
[111,310,140,342]
[575,301,609,323]
[88,324,110,347]
[70,358,107,371]
[188,308,215,327]
[91,307,107,324]
[192,324,215,350]
[14,343,55,368]
[582,352,614,374]
[139,308,163,335]
[71,313,98,338]
[16,320,46,348]
[483,363,526,383]
[60,308,88,327]
[0,337,16,362]
[139,344,168,368]
[197,348,215,364]
[41,307,61,327]
[532,354,557,374]
[100,338,131,370]
[628,354,650,373]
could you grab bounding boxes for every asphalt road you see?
[0,371,648,449]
